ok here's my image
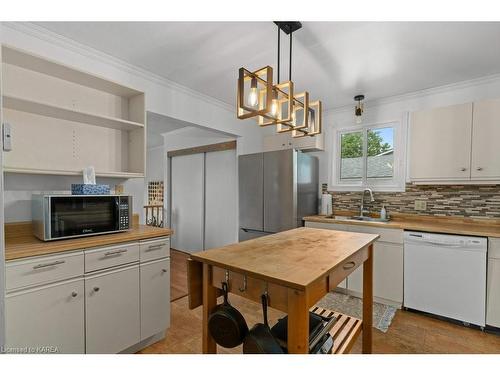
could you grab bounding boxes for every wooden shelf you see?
[310,305,362,354]
[2,45,142,97]
[3,95,144,131]
[3,166,144,179]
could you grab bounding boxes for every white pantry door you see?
[170,153,205,253]
[204,149,238,249]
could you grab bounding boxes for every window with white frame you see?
[330,121,406,191]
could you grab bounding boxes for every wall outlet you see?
[414,200,427,211]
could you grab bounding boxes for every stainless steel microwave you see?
[32,194,132,241]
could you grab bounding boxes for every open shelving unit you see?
[1,45,146,179]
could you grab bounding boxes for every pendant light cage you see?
[236,22,322,137]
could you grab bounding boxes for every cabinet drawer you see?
[6,251,84,291]
[85,243,139,273]
[139,237,170,262]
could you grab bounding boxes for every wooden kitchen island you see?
[188,227,379,354]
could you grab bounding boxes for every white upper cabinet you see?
[263,132,324,152]
[410,102,473,182]
[471,98,500,180]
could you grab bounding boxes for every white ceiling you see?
[35,22,500,109]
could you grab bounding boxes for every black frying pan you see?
[243,293,284,354]
[208,281,249,348]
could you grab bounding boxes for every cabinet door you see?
[471,99,500,179]
[292,133,324,151]
[410,103,473,181]
[5,278,84,353]
[347,242,403,304]
[263,133,292,152]
[140,259,170,340]
[85,265,140,353]
[487,258,500,327]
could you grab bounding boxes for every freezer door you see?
[239,153,264,232]
[264,149,296,233]
[297,152,319,226]
[238,228,271,242]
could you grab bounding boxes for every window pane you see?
[367,127,394,178]
[340,131,363,180]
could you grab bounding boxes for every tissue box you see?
[71,184,110,195]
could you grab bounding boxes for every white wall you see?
[318,74,500,188]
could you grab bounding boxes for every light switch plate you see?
[2,122,12,151]
[415,200,427,211]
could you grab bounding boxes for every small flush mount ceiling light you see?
[237,21,322,137]
[354,94,365,124]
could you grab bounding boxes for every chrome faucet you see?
[359,188,375,217]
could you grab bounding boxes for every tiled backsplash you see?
[323,183,500,218]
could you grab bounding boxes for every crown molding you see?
[326,71,500,115]
[2,22,235,113]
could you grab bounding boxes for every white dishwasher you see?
[404,231,487,327]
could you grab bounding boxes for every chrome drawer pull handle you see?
[342,261,356,270]
[33,260,66,269]
[145,244,165,251]
[104,249,127,257]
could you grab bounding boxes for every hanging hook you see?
[224,270,230,286]
[238,275,248,292]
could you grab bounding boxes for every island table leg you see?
[362,243,374,354]
[287,288,309,354]
[202,263,217,353]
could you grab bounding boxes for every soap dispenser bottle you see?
[380,205,387,220]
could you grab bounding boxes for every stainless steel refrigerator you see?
[239,149,319,241]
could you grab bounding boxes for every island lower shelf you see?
[310,305,362,354]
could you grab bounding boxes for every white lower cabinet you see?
[304,220,403,305]
[487,238,500,328]
[140,258,171,340]
[5,278,85,353]
[85,264,140,354]
[344,241,404,303]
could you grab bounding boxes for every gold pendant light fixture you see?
[237,21,322,138]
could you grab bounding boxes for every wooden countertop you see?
[191,227,378,290]
[303,213,500,238]
[4,222,173,261]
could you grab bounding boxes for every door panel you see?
[85,265,140,353]
[6,278,85,353]
[239,153,264,231]
[410,103,473,180]
[171,153,204,253]
[471,99,500,179]
[264,150,295,232]
[140,259,170,340]
[205,149,238,249]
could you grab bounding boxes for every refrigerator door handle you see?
[240,228,274,234]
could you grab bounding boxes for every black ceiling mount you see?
[354,95,365,101]
[274,22,302,35]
